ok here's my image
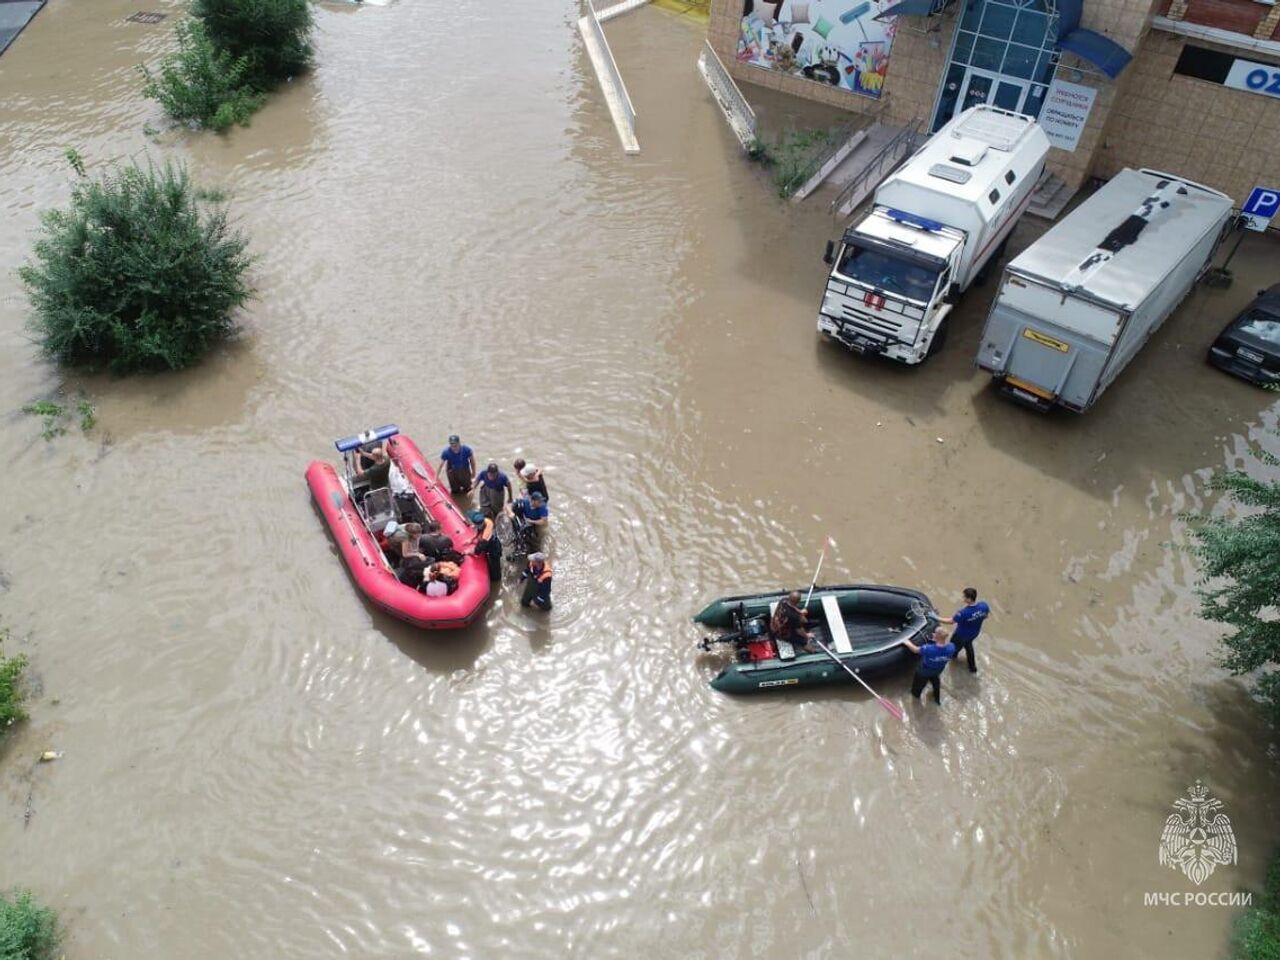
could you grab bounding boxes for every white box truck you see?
[975,168,1233,413]
[817,105,1049,364]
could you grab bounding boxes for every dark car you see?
[1208,284,1280,386]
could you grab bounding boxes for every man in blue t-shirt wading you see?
[938,587,990,674]
[437,434,476,496]
[903,629,957,705]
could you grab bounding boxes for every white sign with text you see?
[1039,78,1098,152]
[1224,58,1280,100]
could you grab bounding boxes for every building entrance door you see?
[959,68,1029,113]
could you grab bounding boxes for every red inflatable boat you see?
[306,425,490,630]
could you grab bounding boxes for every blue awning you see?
[875,0,947,20]
[1054,0,1132,79]
[1058,27,1133,79]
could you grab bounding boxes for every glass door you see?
[993,78,1028,110]
[959,68,1029,113]
[959,70,995,111]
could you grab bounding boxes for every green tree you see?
[141,19,266,132]
[0,889,58,960]
[1233,850,1280,959]
[191,0,313,84]
[1191,436,1280,724]
[0,646,28,731]
[20,154,253,373]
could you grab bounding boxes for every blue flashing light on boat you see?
[885,208,944,232]
[335,424,399,452]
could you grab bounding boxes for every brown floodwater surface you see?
[2,1,1279,957]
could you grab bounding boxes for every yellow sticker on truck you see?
[1022,328,1069,353]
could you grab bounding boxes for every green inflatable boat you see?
[694,584,937,694]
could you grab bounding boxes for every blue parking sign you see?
[1242,186,1279,231]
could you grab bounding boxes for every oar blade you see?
[877,696,906,723]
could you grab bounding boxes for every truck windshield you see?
[835,244,941,303]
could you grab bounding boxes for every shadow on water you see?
[380,614,491,674]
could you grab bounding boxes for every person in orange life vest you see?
[469,509,502,582]
[520,552,553,610]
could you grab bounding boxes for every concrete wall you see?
[1095,30,1280,203]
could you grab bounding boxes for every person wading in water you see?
[903,628,957,704]
[937,587,990,674]
[437,435,476,497]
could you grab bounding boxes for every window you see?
[989,189,1001,203]
[1002,43,1039,79]
[1004,170,1016,184]
[972,36,1005,71]
[1011,10,1047,47]
[1173,45,1235,84]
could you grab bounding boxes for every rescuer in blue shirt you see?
[937,587,990,674]
[437,434,476,496]
[903,629,957,704]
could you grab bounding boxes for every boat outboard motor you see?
[697,614,769,656]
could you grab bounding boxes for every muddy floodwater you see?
[2,1,1279,957]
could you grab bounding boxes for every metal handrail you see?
[699,40,756,142]
[829,117,922,217]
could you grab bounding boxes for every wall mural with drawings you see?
[737,0,897,99]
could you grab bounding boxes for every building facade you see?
[708,0,1280,204]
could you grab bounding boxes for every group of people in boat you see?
[769,587,990,704]
[353,433,555,611]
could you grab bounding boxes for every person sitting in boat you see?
[469,509,503,582]
[520,553,553,611]
[771,591,815,654]
[417,520,454,561]
[397,556,428,588]
[378,520,405,565]
[422,561,460,597]
[397,522,427,562]
[355,445,391,487]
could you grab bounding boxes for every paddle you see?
[800,538,905,723]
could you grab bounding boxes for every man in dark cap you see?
[437,434,476,496]
[472,461,512,520]
[469,509,502,582]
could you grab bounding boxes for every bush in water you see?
[1190,415,1280,725]
[0,639,28,730]
[0,889,59,960]
[1232,850,1280,959]
[141,19,265,132]
[192,0,313,85]
[20,153,253,373]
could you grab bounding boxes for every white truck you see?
[974,168,1233,413]
[817,105,1049,364]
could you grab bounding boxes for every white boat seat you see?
[769,600,797,661]
[822,594,853,654]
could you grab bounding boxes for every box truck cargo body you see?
[975,168,1233,412]
[817,105,1049,364]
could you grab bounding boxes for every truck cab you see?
[820,208,963,363]
[817,105,1049,365]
